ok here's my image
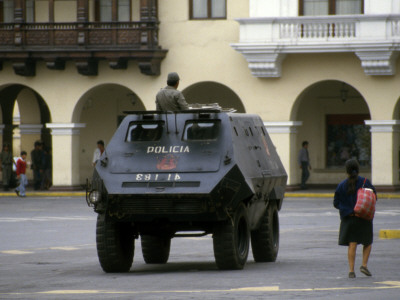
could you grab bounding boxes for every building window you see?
[190,0,226,20]
[300,0,363,16]
[118,0,131,21]
[326,114,371,168]
[99,0,112,22]
[95,0,131,22]
[0,0,14,23]
[26,0,35,22]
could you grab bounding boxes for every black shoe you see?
[360,266,371,276]
[15,189,19,196]
[349,272,356,278]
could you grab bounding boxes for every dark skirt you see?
[338,216,373,246]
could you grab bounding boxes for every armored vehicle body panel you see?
[87,110,287,271]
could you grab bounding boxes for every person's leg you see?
[362,244,371,267]
[348,242,357,272]
[20,174,27,196]
[304,165,310,183]
[3,166,10,190]
[34,170,41,190]
[301,162,308,188]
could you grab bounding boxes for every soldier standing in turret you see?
[155,72,189,111]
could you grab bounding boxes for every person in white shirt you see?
[92,140,105,166]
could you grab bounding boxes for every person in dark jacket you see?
[0,143,13,191]
[31,141,44,190]
[298,141,311,189]
[333,158,377,279]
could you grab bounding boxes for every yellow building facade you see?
[0,0,400,190]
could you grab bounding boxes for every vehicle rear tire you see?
[251,201,279,262]
[96,214,134,272]
[141,235,171,264]
[213,204,250,270]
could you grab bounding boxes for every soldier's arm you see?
[177,92,189,110]
[156,100,162,111]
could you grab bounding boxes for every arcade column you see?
[264,121,302,186]
[365,120,400,189]
[46,123,86,189]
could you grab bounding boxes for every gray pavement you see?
[0,196,399,299]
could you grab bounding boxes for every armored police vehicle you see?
[86,108,287,271]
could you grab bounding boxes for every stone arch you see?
[74,83,145,184]
[289,80,371,186]
[0,83,51,156]
[182,81,245,112]
[0,84,51,187]
[392,96,400,119]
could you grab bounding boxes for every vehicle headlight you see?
[89,190,101,204]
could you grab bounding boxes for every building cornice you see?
[264,121,303,133]
[19,124,43,134]
[365,120,400,133]
[46,123,86,136]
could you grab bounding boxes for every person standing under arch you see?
[298,141,311,189]
[0,143,13,191]
[92,140,105,166]
[31,141,44,191]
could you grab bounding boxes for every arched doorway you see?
[74,83,145,184]
[182,81,245,112]
[0,84,51,186]
[290,80,371,186]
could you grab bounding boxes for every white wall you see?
[249,0,298,17]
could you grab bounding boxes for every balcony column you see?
[138,0,161,75]
[365,120,400,189]
[46,123,86,189]
[77,0,89,23]
[263,121,303,186]
[14,0,24,23]
[77,0,89,43]
[140,0,157,21]
[13,0,35,76]
[75,0,98,75]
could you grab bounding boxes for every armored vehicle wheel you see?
[213,204,250,270]
[141,235,171,264]
[96,214,134,273]
[251,201,279,262]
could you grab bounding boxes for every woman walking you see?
[333,159,377,278]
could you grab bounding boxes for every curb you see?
[0,192,85,197]
[1,192,400,198]
[285,193,334,198]
[379,229,400,239]
[284,193,400,199]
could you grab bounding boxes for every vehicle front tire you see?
[213,203,250,270]
[96,214,134,272]
[141,235,171,264]
[251,201,279,262]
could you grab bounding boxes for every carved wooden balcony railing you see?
[0,21,167,76]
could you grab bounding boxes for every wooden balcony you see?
[0,21,167,76]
